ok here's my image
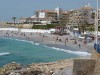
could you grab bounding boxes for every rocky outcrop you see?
[0,59,73,75]
[0,62,22,75]
[0,58,97,75]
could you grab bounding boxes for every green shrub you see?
[32,24,58,29]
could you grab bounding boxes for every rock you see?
[8,72,21,75]
[0,59,73,75]
[3,62,22,71]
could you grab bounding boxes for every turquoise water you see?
[0,38,79,66]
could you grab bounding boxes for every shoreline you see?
[0,29,93,75]
[0,35,91,57]
[0,32,91,54]
[0,30,92,62]
[0,58,74,75]
[0,29,92,54]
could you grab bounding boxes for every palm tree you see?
[77,17,81,34]
[12,17,16,24]
[91,12,95,19]
[81,20,87,33]
[78,22,81,34]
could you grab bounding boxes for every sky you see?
[0,0,99,21]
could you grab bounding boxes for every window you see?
[84,13,86,15]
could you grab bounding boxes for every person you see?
[59,39,61,41]
[55,37,58,44]
[66,38,68,42]
[65,39,67,46]
[56,37,58,41]
[75,40,77,44]
[79,43,81,48]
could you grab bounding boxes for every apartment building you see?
[68,4,95,26]
[34,7,68,25]
[19,4,95,27]
[19,7,69,25]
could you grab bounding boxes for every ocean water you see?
[0,37,88,67]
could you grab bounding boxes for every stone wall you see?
[73,59,96,75]
[91,50,100,59]
[93,59,100,75]
[91,50,100,75]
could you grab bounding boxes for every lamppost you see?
[95,0,99,44]
[94,0,99,53]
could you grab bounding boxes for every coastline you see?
[0,34,91,57]
[0,29,93,75]
[0,30,92,57]
[0,59,74,75]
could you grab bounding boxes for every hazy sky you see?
[0,0,99,21]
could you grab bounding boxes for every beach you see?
[0,28,94,75]
[0,28,93,54]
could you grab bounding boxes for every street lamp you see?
[94,0,100,53]
[95,0,99,44]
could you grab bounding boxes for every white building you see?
[55,7,63,20]
[38,12,46,18]
[19,7,67,25]
[19,4,95,26]
[99,9,100,25]
[35,7,63,20]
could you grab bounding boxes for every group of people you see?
[0,30,33,39]
[55,36,82,48]
[0,30,83,48]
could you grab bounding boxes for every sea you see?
[0,37,90,67]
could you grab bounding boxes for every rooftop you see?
[36,10,56,13]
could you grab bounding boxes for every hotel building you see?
[19,7,69,25]
[68,4,95,26]
[19,4,95,27]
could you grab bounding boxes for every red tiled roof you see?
[62,11,68,14]
[36,10,56,13]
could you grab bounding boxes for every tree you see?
[91,12,95,19]
[12,17,16,24]
[78,22,81,34]
[81,20,88,33]
[77,17,81,34]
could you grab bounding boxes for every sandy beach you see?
[0,29,93,55]
[0,28,94,75]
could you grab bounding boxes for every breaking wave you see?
[0,52,10,56]
[43,45,91,56]
[14,39,40,45]
[1,37,91,56]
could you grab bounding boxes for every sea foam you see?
[43,45,91,56]
[14,39,40,45]
[15,39,34,44]
[0,52,10,56]
[2,37,35,45]
[1,37,91,56]
[1,37,41,46]
[34,43,40,45]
